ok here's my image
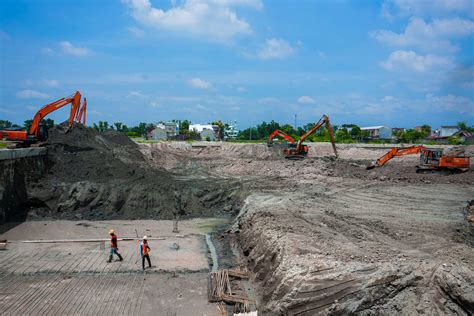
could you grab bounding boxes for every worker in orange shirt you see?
[140,236,152,270]
[107,229,123,263]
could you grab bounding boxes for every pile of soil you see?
[1,126,243,222]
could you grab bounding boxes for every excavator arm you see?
[0,91,85,144]
[29,91,82,138]
[294,115,338,158]
[268,129,295,144]
[367,145,425,169]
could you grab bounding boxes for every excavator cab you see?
[420,148,442,166]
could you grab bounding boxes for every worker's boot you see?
[117,253,123,261]
[107,255,113,263]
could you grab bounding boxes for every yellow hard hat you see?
[109,229,115,235]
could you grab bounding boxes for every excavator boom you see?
[367,145,470,171]
[0,91,86,145]
[284,114,338,159]
[268,129,295,144]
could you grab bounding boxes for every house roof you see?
[360,126,389,130]
[456,131,474,137]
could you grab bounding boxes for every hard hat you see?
[143,236,147,240]
[109,229,115,235]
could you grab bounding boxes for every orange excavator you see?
[367,145,470,172]
[267,129,295,147]
[0,91,86,146]
[284,114,338,159]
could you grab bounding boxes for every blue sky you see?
[1,0,473,129]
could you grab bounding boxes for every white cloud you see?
[258,97,279,104]
[188,78,213,89]
[60,41,92,57]
[122,0,258,42]
[150,101,160,108]
[236,86,247,92]
[41,47,54,55]
[382,0,474,18]
[17,90,49,99]
[371,17,474,52]
[425,93,474,115]
[380,50,454,72]
[257,38,294,60]
[127,91,147,98]
[297,96,316,104]
[128,26,145,37]
[382,95,397,102]
[39,79,59,87]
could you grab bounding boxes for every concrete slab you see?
[0,219,226,315]
[0,147,46,160]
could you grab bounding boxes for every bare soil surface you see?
[1,135,473,315]
[140,141,474,315]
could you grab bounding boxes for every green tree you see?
[211,120,225,140]
[448,135,464,145]
[180,120,190,134]
[349,126,361,139]
[24,119,33,131]
[0,120,13,130]
[114,122,123,132]
[457,121,474,132]
[335,128,354,143]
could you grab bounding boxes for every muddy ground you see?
[1,129,473,315]
[141,141,474,315]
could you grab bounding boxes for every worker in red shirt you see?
[107,229,123,263]
[140,236,152,270]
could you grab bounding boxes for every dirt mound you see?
[1,127,243,222]
[234,191,474,314]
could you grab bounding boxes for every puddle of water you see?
[205,234,218,272]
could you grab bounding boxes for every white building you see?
[224,121,239,140]
[439,126,460,137]
[360,126,392,139]
[189,124,219,140]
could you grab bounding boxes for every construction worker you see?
[140,236,152,270]
[107,229,123,263]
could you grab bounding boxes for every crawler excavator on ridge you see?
[284,114,338,160]
[0,91,86,147]
[367,145,470,173]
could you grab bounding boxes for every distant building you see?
[414,125,431,134]
[147,128,167,140]
[224,121,239,140]
[360,126,392,139]
[200,129,217,141]
[391,127,405,136]
[455,131,474,144]
[147,121,179,140]
[439,126,460,137]
[189,124,219,140]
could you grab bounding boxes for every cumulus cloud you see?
[188,78,213,89]
[60,41,92,57]
[380,50,454,72]
[257,38,294,60]
[426,93,474,114]
[371,17,474,52]
[17,90,49,99]
[122,0,259,42]
[297,96,316,104]
[382,0,474,19]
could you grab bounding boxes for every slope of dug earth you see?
[1,126,243,222]
[234,185,474,315]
